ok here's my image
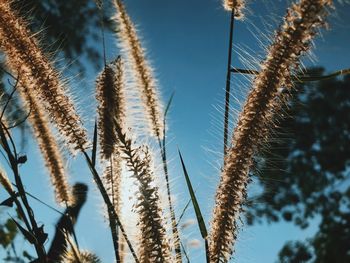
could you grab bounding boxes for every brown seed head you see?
[0,1,88,154]
[210,0,333,262]
[96,57,126,160]
[0,168,13,194]
[115,125,171,262]
[20,83,71,205]
[223,0,246,19]
[102,150,122,213]
[113,0,164,139]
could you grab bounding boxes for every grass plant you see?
[0,0,347,262]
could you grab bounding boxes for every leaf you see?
[23,250,35,261]
[178,149,208,238]
[0,193,19,207]
[17,155,27,164]
[10,216,35,244]
[36,225,48,245]
[92,120,98,167]
[164,92,175,118]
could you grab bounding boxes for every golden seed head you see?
[0,168,13,194]
[0,1,88,154]
[96,57,126,160]
[113,0,164,139]
[61,250,101,263]
[102,150,122,212]
[210,0,333,262]
[20,84,71,205]
[223,0,245,19]
[115,126,171,262]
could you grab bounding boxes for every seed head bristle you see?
[223,0,245,19]
[102,151,122,212]
[113,0,164,139]
[61,250,101,263]
[19,84,71,205]
[115,124,171,262]
[210,0,333,262]
[96,56,126,160]
[0,1,88,154]
[0,168,13,194]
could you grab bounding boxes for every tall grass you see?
[0,0,342,262]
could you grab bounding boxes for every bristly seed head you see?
[210,0,333,262]
[113,0,164,140]
[102,150,122,213]
[115,124,171,262]
[96,56,126,160]
[20,84,71,205]
[0,167,13,194]
[0,1,88,154]
[223,0,246,19]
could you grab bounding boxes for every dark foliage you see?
[247,68,350,262]
[9,0,112,70]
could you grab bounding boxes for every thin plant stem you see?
[110,156,120,262]
[231,67,350,82]
[0,122,47,261]
[0,77,18,121]
[95,1,122,261]
[205,239,210,263]
[223,8,235,157]
[157,122,182,261]
[180,241,191,263]
[97,0,107,67]
[176,198,192,227]
[82,151,139,263]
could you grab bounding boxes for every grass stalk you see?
[210,1,333,262]
[115,123,171,262]
[83,151,139,263]
[231,67,350,82]
[0,122,47,262]
[157,93,182,262]
[223,7,235,157]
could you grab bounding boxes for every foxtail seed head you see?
[210,0,333,262]
[113,0,164,139]
[96,57,126,160]
[115,125,171,262]
[0,168,13,194]
[61,249,101,263]
[223,0,245,19]
[102,151,122,212]
[0,1,88,154]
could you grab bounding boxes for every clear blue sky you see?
[1,0,350,262]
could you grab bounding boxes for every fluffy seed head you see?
[96,57,126,160]
[223,0,245,19]
[61,250,101,263]
[0,1,88,154]
[210,0,333,262]
[0,168,13,194]
[116,126,171,262]
[113,0,164,139]
[22,85,71,205]
[102,150,122,213]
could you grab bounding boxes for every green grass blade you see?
[178,149,208,238]
[164,92,175,118]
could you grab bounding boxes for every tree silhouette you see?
[247,68,350,262]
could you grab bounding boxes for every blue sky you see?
[1,0,350,262]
